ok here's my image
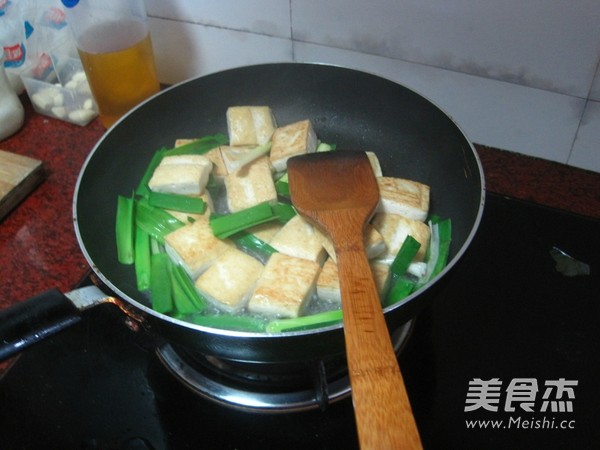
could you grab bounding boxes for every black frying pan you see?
[1,63,485,364]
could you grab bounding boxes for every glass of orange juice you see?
[61,0,160,128]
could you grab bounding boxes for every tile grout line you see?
[289,0,296,61]
[566,57,600,166]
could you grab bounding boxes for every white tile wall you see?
[149,18,292,84]
[294,43,586,165]
[145,0,600,173]
[292,0,600,99]
[146,0,291,38]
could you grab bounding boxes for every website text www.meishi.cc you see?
[466,416,576,430]
[463,377,578,431]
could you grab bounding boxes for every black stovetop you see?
[1,193,599,450]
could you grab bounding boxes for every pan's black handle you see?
[0,289,81,362]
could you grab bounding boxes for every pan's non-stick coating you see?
[74,63,484,363]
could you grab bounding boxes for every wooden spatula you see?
[288,151,422,450]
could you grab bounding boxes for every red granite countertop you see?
[1,95,600,312]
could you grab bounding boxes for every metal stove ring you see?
[156,319,414,413]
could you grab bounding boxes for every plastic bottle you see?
[0,55,25,141]
[60,0,160,128]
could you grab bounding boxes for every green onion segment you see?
[210,202,274,239]
[136,198,185,243]
[171,263,208,312]
[116,195,135,264]
[150,253,173,314]
[233,232,278,262]
[148,191,206,214]
[389,235,421,284]
[266,310,343,333]
[134,226,151,291]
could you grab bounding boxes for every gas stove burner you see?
[156,319,414,413]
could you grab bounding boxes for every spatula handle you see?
[334,226,422,450]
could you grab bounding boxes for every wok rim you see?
[72,61,486,339]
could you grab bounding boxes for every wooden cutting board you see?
[0,149,45,221]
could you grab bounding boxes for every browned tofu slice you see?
[247,221,283,243]
[269,215,326,263]
[371,212,431,263]
[226,106,277,146]
[164,218,233,279]
[316,258,391,304]
[375,177,430,221]
[366,151,383,177]
[248,253,321,318]
[224,156,278,212]
[148,154,213,196]
[219,145,256,174]
[194,248,264,313]
[175,138,228,179]
[315,223,386,262]
[269,119,317,172]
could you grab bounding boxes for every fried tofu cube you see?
[248,253,321,318]
[247,221,283,243]
[224,156,277,212]
[375,177,430,221]
[315,223,386,262]
[164,219,233,279]
[175,139,228,179]
[366,151,383,177]
[148,154,213,196]
[315,258,339,303]
[269,215,326,263]
[316,258,391,304]
[269,119,318,172]
[250,107,278,145]
[194,248,264,313]
[370,262,392,296]
[219,145,260,174]
[227,106,277,146]
[371,213,431,263]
